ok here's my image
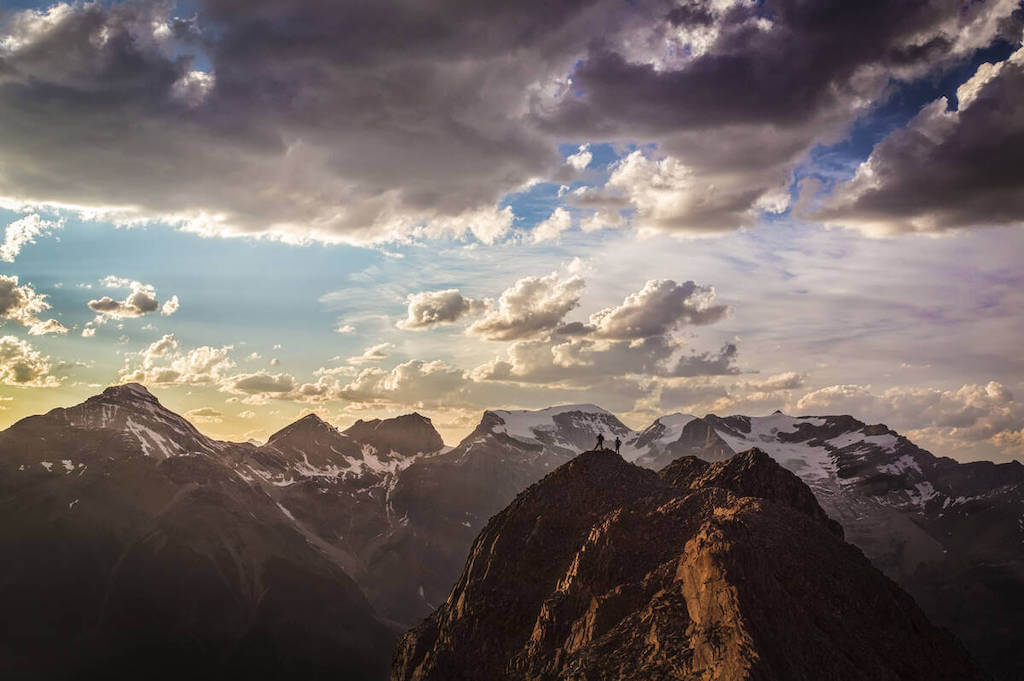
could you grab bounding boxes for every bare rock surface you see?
[392,448,986,681]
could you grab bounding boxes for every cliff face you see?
[392,448,986,681]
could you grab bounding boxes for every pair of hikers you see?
[595,433,621,454]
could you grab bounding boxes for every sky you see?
[0,0,1023,462]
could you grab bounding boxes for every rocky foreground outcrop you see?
[392,448,986,681]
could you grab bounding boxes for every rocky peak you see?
[625,412,695,453]
[267,413,339,445]
[392,447,983,681]
[343,412,444,457]
[661,447,844,537]
[96,382,160,406]
[259,413,366,468]
[632,415,733,470]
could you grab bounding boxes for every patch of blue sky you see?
[799,39,1020,191]
[0,207,383,379]
[499,181,564,229]
[502,142,636,240]
[764,37,1021,225]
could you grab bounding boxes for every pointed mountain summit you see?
[267,412,344,446]
[254,407,364,465]
[0,382,222,467]
[98,381,161,404]
[393,448,984,681]
[630,414,734,469]
[659,448,844,537]
[646,409,1024,678]
[621,411,695,459]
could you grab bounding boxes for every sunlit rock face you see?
[392,448,984,681]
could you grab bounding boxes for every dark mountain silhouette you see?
[0,384,395,680]
[392,448,985,681]
[343,413,445,457]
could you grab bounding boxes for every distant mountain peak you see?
[350,412,433,430]
[477,404,633,455]
[98,382,159,405]
[267,412,340,445]
[343,412,444,456]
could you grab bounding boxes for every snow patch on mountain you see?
[711,414,839,491]
[620,412,697,461]
[647,413,695,443]
[488,404,613,442]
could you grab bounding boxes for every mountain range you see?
[1,384,1021,679]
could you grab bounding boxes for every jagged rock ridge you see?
[392,448,985,681]
[641,412,1024,680]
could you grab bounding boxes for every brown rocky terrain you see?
[392,448,986,681]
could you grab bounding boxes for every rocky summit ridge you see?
[392,447,985,681]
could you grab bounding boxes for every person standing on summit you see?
[596,433,605,450]
[614,436,622,455]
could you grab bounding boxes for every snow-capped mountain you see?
[620,411,694,459]
[483,404,636,456]
[227,410,448,625]
[0,383,231,470]
[235,411,445,488]
[628,410,1024,680]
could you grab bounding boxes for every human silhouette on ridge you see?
[595,433,605,450]
[614,436,621,455]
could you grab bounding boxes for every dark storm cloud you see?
[539,0,1022,233]
[0,0,1019,241]
[544,0,987,135]
[819,46,1024,234]
[0,0,601,242]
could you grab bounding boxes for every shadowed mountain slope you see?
[0,384,396,680]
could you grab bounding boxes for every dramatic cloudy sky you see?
[1,0,1023,462]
